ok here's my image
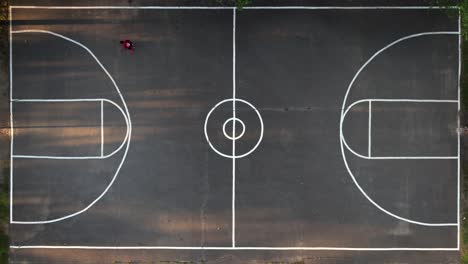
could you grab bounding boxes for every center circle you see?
[204,98,264,159]
[222,117,246,140]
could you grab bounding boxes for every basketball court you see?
[8,3,461,263]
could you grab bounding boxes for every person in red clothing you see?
[120,40,135,53]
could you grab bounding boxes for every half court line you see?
[231,8,236,248]
[368,100,371,157]
[101,99,104,157]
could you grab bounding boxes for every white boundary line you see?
[10,30,132,224]
[9,6,458,10]
[10,98,129,159]
[457,12,461,250]
[339,32,459,227]
[9,6,13,223]
[9,7,458,251]
[342,99,459,160]
[231,8,236,248]
[9,246,459,251]
[243,6,458,10]
[101,99,104,157]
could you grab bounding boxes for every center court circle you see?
[222,117,246,140]
[204,98,263,159]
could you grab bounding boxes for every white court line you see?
[10,98,129,160]
[342,98,458,160]
[10,6,458,9]
[231,8,236,248]
[243,6,458,9]
[368,100,371,157]
[9,246,459,251]
[204,98,263,158]
[8,9,458,250]
[457,12,461,250]
[9,6,13,223]
[10,30,132,225]
[101,99,104,157]
[339,31,459,227]
[223,118,245,140]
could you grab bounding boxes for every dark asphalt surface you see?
[8,3,460,264]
